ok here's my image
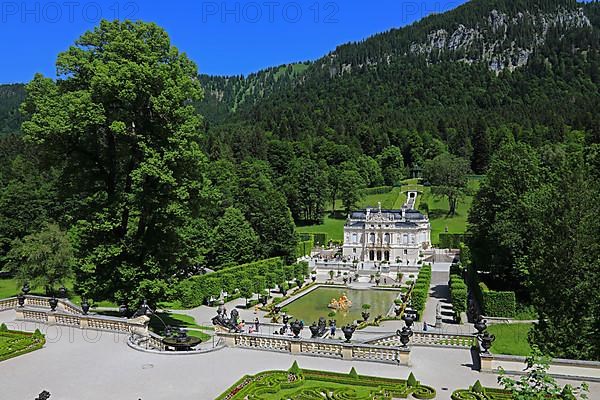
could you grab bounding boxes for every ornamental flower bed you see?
[0,324,46,362]
[216,363,436,399]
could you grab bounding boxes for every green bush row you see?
[449,274,468,322]
[363,186,393,195]
[438,234,471,249]
[410,265,432,318]
[176,259,310,308]
[479,283,516,318]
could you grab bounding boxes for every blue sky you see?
[0,0,466,83]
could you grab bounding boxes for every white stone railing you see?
[14,306,148,335]
[365,331,475,349]
[0,295,84,315]
[217,332,410,365]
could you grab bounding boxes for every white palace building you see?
[342,199,431,269]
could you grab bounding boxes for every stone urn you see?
[402,313,415,329]
[394,306,402,317]
[17,293,25,307]
[309,322,319,338]
[474,316,487,335]
[119,304,129,317]
[398,327,413,347]
[81,299,90,315]
[342,324,355,343]
[22,282,30,295]
[361,311,370,322]
[479,332,496,353]
[58,286,67,298]
[290,320,304,338]
[311,276,316,283]
[48,296,58,312]
[343,277,348,284]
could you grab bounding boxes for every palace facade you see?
[342,204,431,267]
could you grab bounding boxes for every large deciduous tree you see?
[378,146,405,186]
[20,20,213,303]
[424,153,470,216]
[208,207,259,269]
[6,224,73,294]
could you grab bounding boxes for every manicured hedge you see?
[479,282,516,318]
[363,186,393,195]
[410,265,432,318]
[449,274,468,322]
[176,258,308,308]
[438,234,471,249]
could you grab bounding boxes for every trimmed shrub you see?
[363,186,393,195]
[176,258,287,308]
[439,233,471,249]
[481,288,516,318]
[449,274,468,322]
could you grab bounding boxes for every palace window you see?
[384,251,390,261]
[369,250,375,261]
[384,233,390,244]
[369,233,375,243]
[352,233,358,243]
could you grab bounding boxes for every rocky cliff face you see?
[408,8,591,72]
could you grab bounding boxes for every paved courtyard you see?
[2,310,599,400]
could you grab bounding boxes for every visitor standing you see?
[254,318,260,332]
[330,323,336,338]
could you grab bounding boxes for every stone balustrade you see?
[14,306,148,335]
[218,332,410,365]
[0,295,84,314]
[366,331,475,349]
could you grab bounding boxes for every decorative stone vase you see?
[81,299,90,315]
[474,317,487,335]
[343,277,348,284]
[398,327,413,347]
[342,324,355,343]
[309,323,319,338]
[119,304,129,317]
[58,286,67,298]
[22,283,30,295]
[394,307,402,317]
[290,320,303,338]
[48,297,58,312]
[402,313,415,329]
[361,311,370,322]
[311,276,316,283]
[17,293,25,307]
[480,332,495,353]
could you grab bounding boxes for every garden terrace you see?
[216,364,436,399]
[0,324,45,362]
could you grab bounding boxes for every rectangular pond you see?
[283,287,399,326]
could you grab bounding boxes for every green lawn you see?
[297,215,346,241]
[296,177,482,246]
[487,323,533,356]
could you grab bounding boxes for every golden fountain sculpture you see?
[328,293,352,311]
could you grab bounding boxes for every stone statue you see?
[212,308,241,332]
